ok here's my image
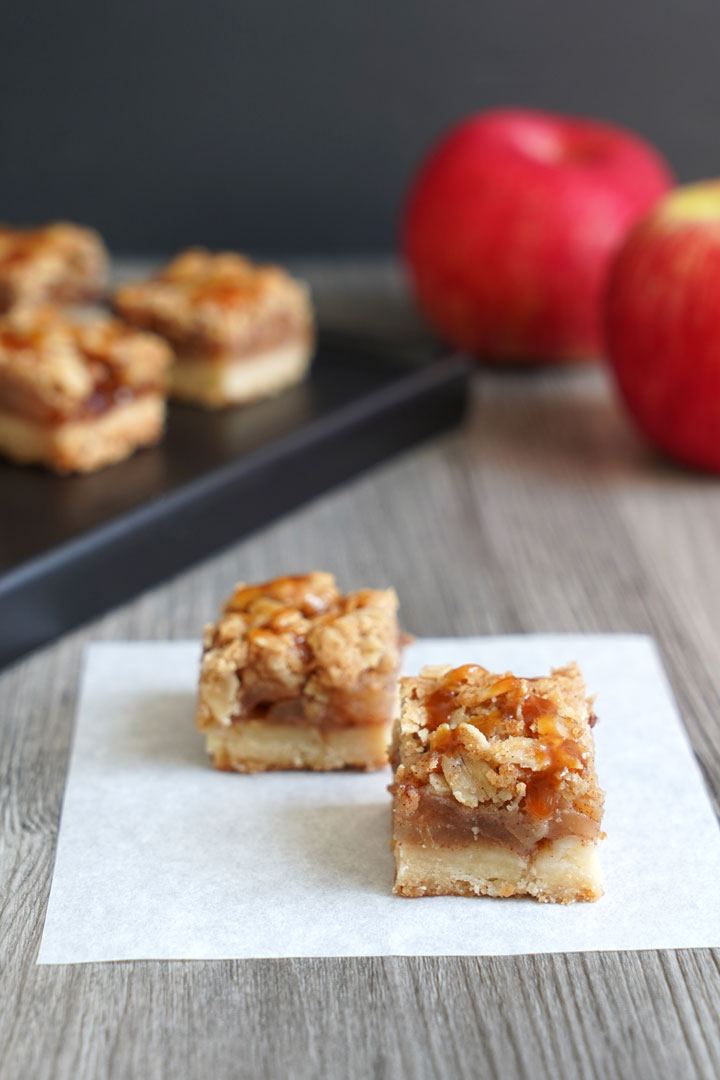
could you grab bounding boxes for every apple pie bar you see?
[113,249,314,407]
[197,572,402,771]
[0,221,108,313]
[0,306,172,473]
[391,661,604,903]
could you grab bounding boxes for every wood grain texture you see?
[1,260,720,1080]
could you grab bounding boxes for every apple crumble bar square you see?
[113,249,314,408]
[391,661,604,903]
[197,572,402,771]
[0,221,108,312]
[0,306,171,473]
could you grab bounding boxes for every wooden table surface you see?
[1,261,719,1080]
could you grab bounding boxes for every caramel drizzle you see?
[192,281,264,307]
[426,664,485,730]
[425,665,586,819]
[226,575,331,618]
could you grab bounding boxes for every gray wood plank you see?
[1,261,719,1080]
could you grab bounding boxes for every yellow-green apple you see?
[401,108,672,362]
[606,180,720,471]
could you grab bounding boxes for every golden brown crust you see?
[0,305,172,423]
[197,573,401,739]
[113,248,314,358]
[168,340,312,407]
[204,721,391,773]
[0,222,108,312]
[393,835,603,903]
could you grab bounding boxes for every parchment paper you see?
[37,635,720,963]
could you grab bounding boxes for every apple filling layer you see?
[197,572,402,771]
[392,787,602,857]
[391,661,605,903]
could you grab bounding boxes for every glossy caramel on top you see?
[393,661,603,827]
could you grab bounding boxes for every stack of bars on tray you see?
[196,572,606,904]
[0,221,315,473]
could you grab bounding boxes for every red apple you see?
[401,108,673,362]
[606,180,720,471]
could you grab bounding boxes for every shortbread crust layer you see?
[393,836,602,903]
[206,721,390,773]
[171,339,312,407]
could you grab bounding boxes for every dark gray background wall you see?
[2,0,719,254]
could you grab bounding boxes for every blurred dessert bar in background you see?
[0,306,171,473]
[113,249,314,407]
[0,222,108,312]
[391,661,604,903]
[197,572,402,771]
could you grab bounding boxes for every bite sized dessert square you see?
[0,222,108,312]
[197,572,402,771]
[0,306,171,473]
[113,249,314,408]
[391,661,604,903]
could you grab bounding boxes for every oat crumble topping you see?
[197,572,400,729]
[393,663,603,821]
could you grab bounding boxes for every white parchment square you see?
[37,635,720,963]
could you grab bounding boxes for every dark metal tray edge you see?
[1,344,470,670]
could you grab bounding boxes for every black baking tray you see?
[0,331,470,669]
